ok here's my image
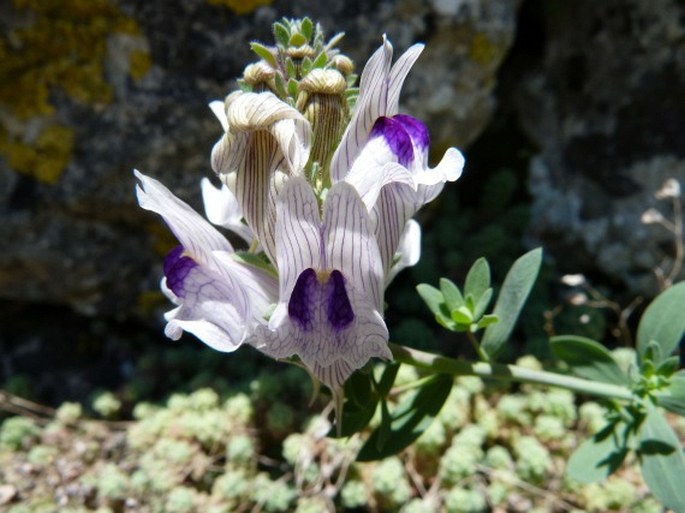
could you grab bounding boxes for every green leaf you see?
[333,372,378,437]
[300,17,313,40]
[376,362,400,398]
[567,420,629,483]
[638,404,685,512]
[440,278,465,310]
[656,356,680,378]
[451,306,473,325]
[287,77,298,98]
[357,374,453,461]
[289,32,307,47]
[550,335,630,386]
[636,282,685,366]
[477,314,499,329]
[416,284,444,316]
[464,258,490,304]
[417,284,454,330]
[249,42,277,68]
[311,51,328,69]
[655,370,685,416]
[273,22,289,47]
[473,287,493,320]
[481,248,543,359]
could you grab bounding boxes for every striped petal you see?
[135,170,233,264]
[211,91,312,265]
[262,178,390,392]
[322,180,385,312]
[330,37,423,184]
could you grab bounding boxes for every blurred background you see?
[1,0,684,411]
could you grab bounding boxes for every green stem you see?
[466,331,489,362]
[389,343,634,402]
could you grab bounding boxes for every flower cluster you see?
[135,19,464,410]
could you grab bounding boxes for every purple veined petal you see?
[371,182,417,276]
[369,116,415,167]
[275,177,323,299]
[162,257,249,352]
[134,170,234,265]
[209,100,228,131]
[201,177,254,245]
[213,251,278,322]
[329,36,393,184]
[386,44,424,116]
[392,114,430,161]
[346,160,414,213]
[262,269,390,391]
[322,181,384,312]
[385,219,421,286]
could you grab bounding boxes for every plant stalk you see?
[389,343,634,402]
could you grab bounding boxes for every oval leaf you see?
[357,374,453,461]
[638,404,685,512]
[636,282,685,366]
[481,248,542,359]
[550,335,630,386]
[567,420,628,483]
[656,370,685,416]
[464,257,490,304]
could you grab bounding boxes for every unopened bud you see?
[567,292,588,306]
[287,44,315,60]
[243,62,276,91]
[331,55,354,76]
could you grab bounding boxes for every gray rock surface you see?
[517,0,685,297]
[0,0,518,318]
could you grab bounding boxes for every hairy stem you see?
[389,343,634,402]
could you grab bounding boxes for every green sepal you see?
[249,42,277,67]
[273,22,289,47]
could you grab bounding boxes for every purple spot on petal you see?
[164,245,197,297]
[326,270,354,331]
[288,268,317,331]
[393,114,430,152]
[370,116,414,167]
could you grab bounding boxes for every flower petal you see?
[275,177,323,298]
[201,177,254,245]
[322,181,385,312]
[162,257,247,352]
[209,100,228,131]
[135,170,233,264]
[386,219,421,286]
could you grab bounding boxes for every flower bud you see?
[296,69,347,174]
[242,62,277,92]
[331,54,354,76]
[655,178,681,199]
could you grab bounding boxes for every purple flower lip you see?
[164,245,197,297]
[370,116,414,167]
[288,268,355,333]
[393,114,429,152]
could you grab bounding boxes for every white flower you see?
[211,91,312,264]
[259,177,391,392]
[135,170,277,351]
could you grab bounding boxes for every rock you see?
[0,0,518,318]
[516,0,685,297]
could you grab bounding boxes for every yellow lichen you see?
[0,124,75,184]
[206,0,272,15]
[468,33,503,67]
[129,49,152,82]
[0,0,147,183]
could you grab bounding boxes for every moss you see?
[205,0,272,15]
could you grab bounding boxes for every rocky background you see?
[1,0,684,402]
